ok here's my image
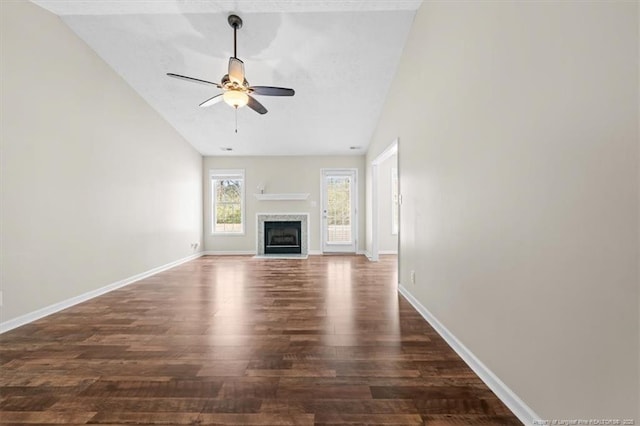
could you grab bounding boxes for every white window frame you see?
[210,169,245,235]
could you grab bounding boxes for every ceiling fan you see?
[167,14,295,120]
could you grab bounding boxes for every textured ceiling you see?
[31,1,419,156]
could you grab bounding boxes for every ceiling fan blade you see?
[250,86,295,96]
[228,58,245,85]
[167,73,221,88]
[247,95,267,115]
[199,94,224,108]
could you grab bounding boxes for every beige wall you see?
[0,1,203,323]
[203,156,365,253]
[367,0,639,420]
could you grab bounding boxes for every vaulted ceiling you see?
[31,1,420,156]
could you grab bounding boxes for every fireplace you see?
[256,213,308,256]
[264,221,302,254]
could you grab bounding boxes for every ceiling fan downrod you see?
[228,14,243,134]
[228,14,243,59]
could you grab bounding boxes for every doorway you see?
[321,169,357,253]
[371,139,399,262]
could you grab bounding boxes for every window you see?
[326,175,352,243]
[391,167,399,235]
[211,169,244,234]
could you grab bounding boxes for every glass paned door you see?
[322,169,357,253]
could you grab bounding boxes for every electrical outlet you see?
[410,270,416,285]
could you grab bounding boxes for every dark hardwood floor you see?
[0,255,521,425]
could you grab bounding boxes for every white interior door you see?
[321,169,357,253]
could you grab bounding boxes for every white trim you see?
[202,250,256,256]
[308,250,323,255]
[391,167,399,236]
[209,168,244,177]
[397,284,540,426]
[320,168,358,254]
[374,140,399,164]
[378,250,398,255]
[371,139,399,263]
[211,168,245,236]
[254,193,309,201]
[0,252,203,334]
[371,162,379,262]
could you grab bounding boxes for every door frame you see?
[370,139,398,262]
[320,168,358,253]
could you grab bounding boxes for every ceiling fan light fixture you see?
[223,90,249,108]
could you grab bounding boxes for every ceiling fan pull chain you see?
[235,107,238,133]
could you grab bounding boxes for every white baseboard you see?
[202,250,256,256]
[363,250,397,261]
[398,284,540,426]
[0,252,204,334]
[378,250,398,255]
[308,250,322,255]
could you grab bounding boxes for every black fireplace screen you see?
[264,221,302,254]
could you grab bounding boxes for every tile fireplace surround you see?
[256,213,309,256]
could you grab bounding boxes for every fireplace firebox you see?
[264,221,302,254]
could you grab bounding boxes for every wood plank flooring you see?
[0,255,522,425]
